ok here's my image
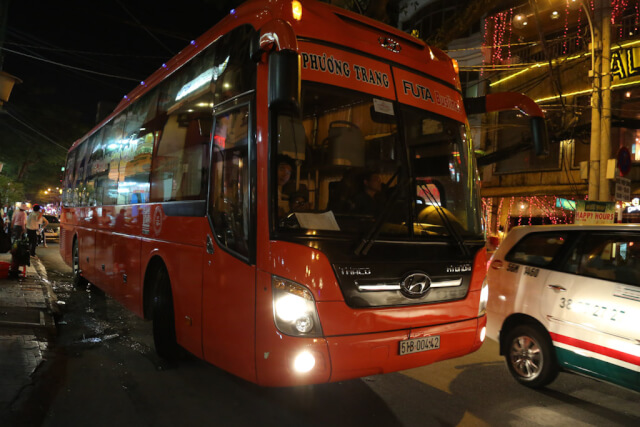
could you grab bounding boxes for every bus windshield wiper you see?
[418,183,470,258]
[354,173,407,256]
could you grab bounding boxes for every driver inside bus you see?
[277,154,308,218]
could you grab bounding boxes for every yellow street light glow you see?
[490,39,640,88]
[534,88,591,103]
[292,1,302,21]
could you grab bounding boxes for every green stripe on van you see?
[555,347,639,392]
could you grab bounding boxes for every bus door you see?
[202,104,256,379]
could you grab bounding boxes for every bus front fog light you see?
[480,326,486,342]
[293,351,315,373]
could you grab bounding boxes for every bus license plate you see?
[399,335,440,355]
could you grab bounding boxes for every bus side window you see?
[210,106,250,258]
[117,90,158,204]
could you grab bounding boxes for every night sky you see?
[3,0,241,136]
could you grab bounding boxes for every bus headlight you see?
[272,276,322,337]
[478,279,489,316]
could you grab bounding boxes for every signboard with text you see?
[615,177,631,202]
[574,200,616,225]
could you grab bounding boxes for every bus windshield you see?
[274,82,482,241]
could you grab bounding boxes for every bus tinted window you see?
[210,105,250,257]
[101,115,126,205]
[117,91,157,204]
[84,129,106,206]
[62,150,77,206]
[212,26,256,104]
[149,42,218,202]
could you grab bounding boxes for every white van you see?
[486,224,640,392]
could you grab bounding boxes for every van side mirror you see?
[269,50,301,114]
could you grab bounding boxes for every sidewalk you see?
[0,252,58,416]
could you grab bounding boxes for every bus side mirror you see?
[269,50,301,115]
[530,116,549,157]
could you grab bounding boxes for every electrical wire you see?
[2,41,167,59]
[0,47,142,82]
[114,0,175,55]
[3,109,69,152]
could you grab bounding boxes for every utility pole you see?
[589,0,602,201]
[599,2,612,202]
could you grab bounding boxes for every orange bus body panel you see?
[140,220,206,360]
[201,240,257,384]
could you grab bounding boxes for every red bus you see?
[60,0,547,386]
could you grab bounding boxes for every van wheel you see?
[152,267,180,361]
[504,324,559,388]
[72,240,89,288]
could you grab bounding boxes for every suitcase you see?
[12,237,30,267]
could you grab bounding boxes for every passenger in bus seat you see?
[327,170,360,213]
[353,171,385,215]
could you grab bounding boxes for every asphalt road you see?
[24,243,640,427]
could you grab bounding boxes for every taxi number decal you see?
[559,298,626,321]
[524,267,539,277]
[506,263,520,273]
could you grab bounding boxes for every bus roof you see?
[70,0,459,151]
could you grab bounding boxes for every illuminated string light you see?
[577,6,583,47]
[563,0,570,55]
[496,198,504,233]
[507,197,514,230]
[508,8,513,66]
[482,17,489,75]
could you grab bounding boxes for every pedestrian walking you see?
[11,203,27,242]
[26,204,48,257]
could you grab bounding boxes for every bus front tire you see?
[504,324,559,389]
[152,267,180,361]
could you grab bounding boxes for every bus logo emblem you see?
[153,206,163,236]
[400,272,431,298]
[378,37,401,53]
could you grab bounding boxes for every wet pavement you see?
[0,252,58,424]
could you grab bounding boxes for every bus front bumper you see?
[256,316,485,386]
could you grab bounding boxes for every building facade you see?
[400,0,640,236]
